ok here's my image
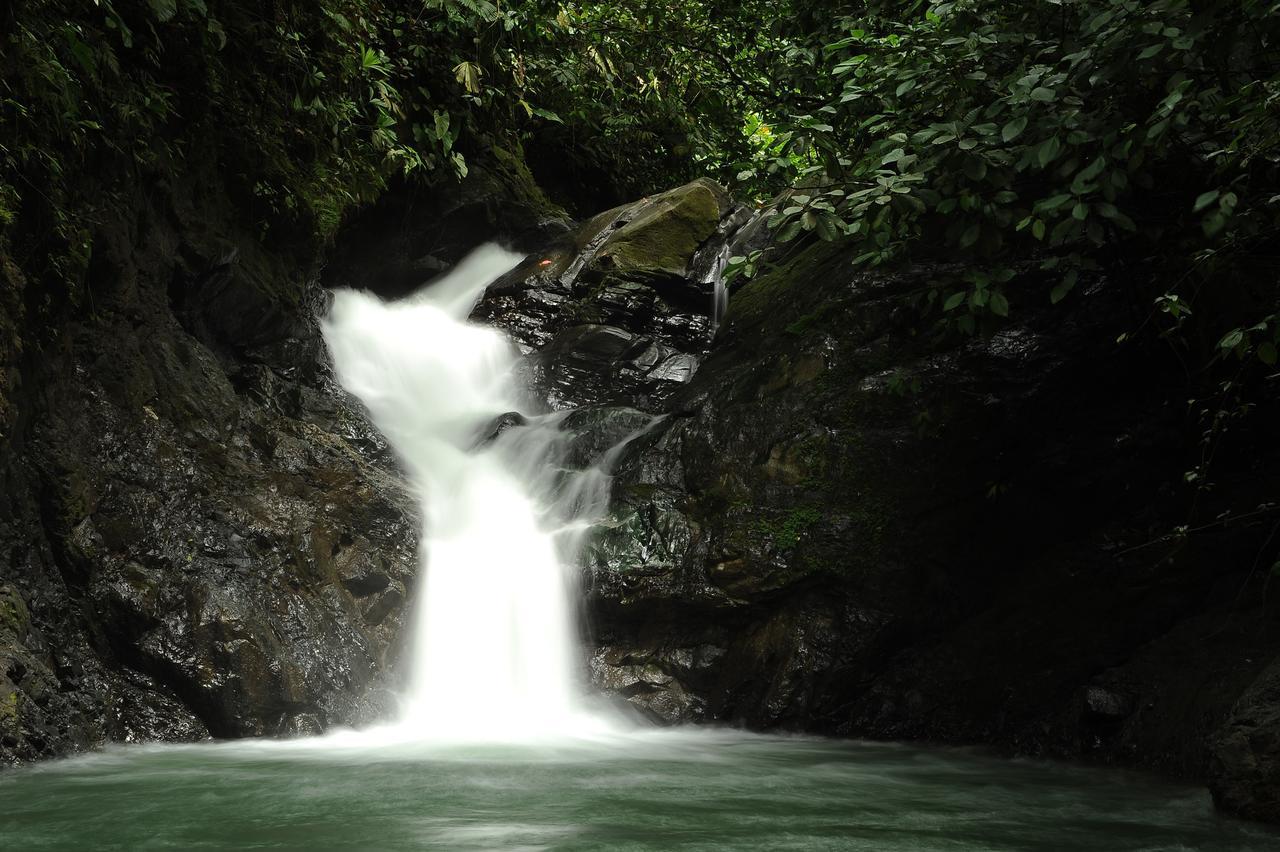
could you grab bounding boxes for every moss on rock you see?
[486,140,569,223]
[0,586,29,639]
[596,179,726,278]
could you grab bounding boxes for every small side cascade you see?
[690,205,765,334]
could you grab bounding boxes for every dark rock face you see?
[320,140,572,301]
[478,196,1280,823]
[0,175,428,759]
[581,241,1279,785]
[1210,658,1280,823]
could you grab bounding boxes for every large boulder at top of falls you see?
[591,179,729,282]
[473,178,747,411]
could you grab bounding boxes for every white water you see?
[322,245,630,741]
[705,241,732,333]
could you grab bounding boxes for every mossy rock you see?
[0,686,18,736]
[487,141,569,223]
[595,179,728,278]
[0,585,30,639]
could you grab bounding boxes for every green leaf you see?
[1030,87,1055,102]
[147,0,178,22]
[1032,220,1046,240]
[816,212,843,242]
[1050,217,1078,244]
[1050,270,1078,304]
[1038,193,1072,212]
[1193,190,1220,213]
[207,18,226,49]
[1001,116,1028,142]
[1036,136,1062,168]
[453,61,483,94]
[943,291,967,312]
[530,106,563,123]
[1077,157,1106,182]
[1218,329,1244,350]
[989,290,1010,317]
[1258,342,1278,366]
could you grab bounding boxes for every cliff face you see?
[2,172,1277,823]
[0,175,415,756]
[474,181,1280,823]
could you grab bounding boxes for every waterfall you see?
[710,247,731,333]
[321,245,625,740]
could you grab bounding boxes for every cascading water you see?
[321,245,631,740]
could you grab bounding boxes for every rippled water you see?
[3,730,1276,850]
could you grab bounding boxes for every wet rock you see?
[476,411,529,448]
[1081,685,1134,722]
[1209,658,1280,823]
[472,178,745,412]
[588,648,707,723]
[321,141,572,300]
[529,324,702,410]
[560,406,655,469]
[362,582,407,628]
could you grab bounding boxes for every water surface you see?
[3,730,1275,850]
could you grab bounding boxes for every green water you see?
[2,730,1275,851]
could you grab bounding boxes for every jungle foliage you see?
[722,0,1280,509]
[731,2,1279,353]
[0,0,774,292]
[2,1,1278,502]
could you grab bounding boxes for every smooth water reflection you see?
[2,730,1276,850]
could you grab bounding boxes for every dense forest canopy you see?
[2,1,1277,501]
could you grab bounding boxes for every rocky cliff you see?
[472,180,1280,824]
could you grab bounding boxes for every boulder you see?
[473,178,743,411]
[593,179,728,281]
[1209,658,1280,823]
